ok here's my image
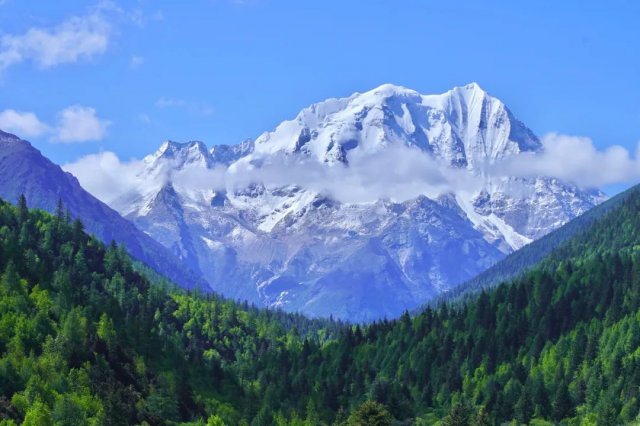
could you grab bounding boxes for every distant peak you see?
[156,140,209,155]
[146,140,213,167]
[157,140,177,154]
[166,140,207,149]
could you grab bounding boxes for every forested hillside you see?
[0,197,343,425]
[2,185,640,425]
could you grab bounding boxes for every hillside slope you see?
[2,181,640,424]
[0,130,205,290]
[0,197,343,425]
[444,184,636,301]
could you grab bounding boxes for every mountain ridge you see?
[0,130,206,291]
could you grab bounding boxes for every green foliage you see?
[345,401,392,426]
[22,400,52,426]
[3,186,640,424]
[0,198,340,424]
[206,414,225,426]
[442,402,471,426]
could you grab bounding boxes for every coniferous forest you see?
[2,187,640,425]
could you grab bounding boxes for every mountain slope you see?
[299,182,640,424]
[0,197,343,425]
[106,83,602,321]
[2,179,639,424]
[445,183,637,301]
[0,130,204,290]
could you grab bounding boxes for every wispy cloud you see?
[62,145,478,205]
[126,7,164,27]
[0,2,164,73]
[0,12,111,71]
[53,105,110,143]
[129,55,144,69]
[0,105,110,143]
[156,97,215,116]
[64,151,143,203]
[0,109,50,137]
[496,133,640,188]
[226,146,478,203]
[138,113,151,124]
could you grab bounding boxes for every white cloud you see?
[62,133,640,207]
[0,105,109,143]
[63,151,144,204]
[0,109,50,137]
[156,97,215,116]
[63,152,226,205]
[0,13,110,71]
[63,145,480,205]
[227,146,478,203]
[0,3,167,73]
[498,133,640,188]
[53,105,110,143]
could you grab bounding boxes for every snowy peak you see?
[147,140,212,167]
[360,82,486,105]
[145,139,257,172]
[357,83,423,103]
[252,82,541,168]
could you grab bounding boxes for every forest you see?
[2,188,640,425]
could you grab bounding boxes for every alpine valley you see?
[75,83,603,322]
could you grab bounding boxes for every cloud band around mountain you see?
[63,133,640,206]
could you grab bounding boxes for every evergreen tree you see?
[443,402,471,426]
[551,383,573,421]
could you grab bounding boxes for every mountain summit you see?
[100,84,600,321]
[251,83,540,168]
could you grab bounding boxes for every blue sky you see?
[0,0,639,193]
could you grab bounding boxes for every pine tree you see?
[16,194,28,225]
[551,382,573,421]
[515,384,534,424]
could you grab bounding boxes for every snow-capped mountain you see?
[109,83,602,321]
